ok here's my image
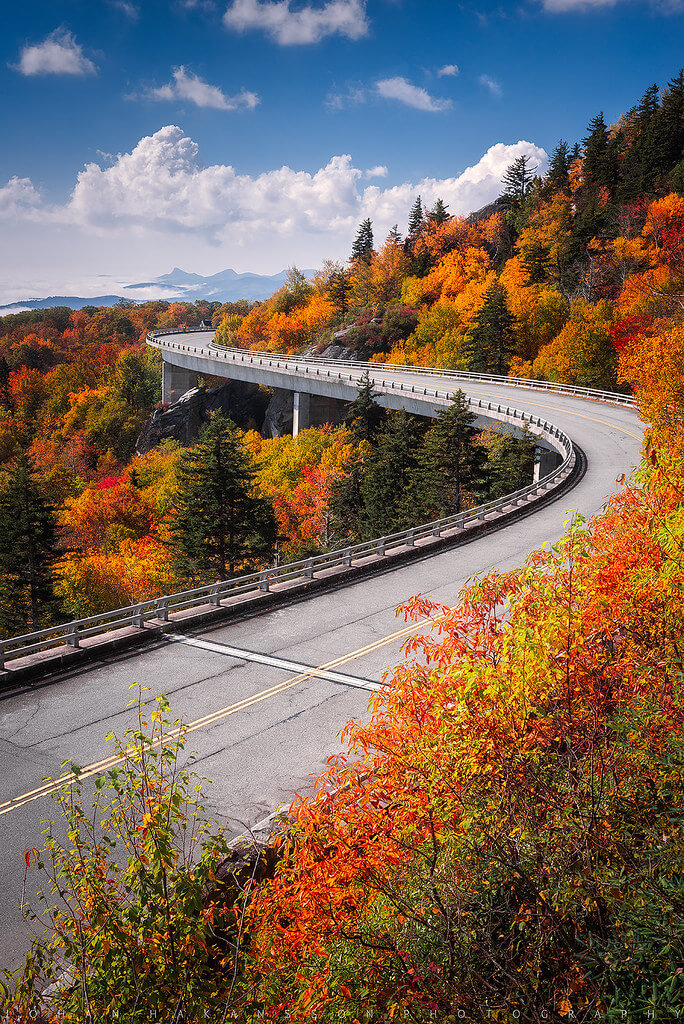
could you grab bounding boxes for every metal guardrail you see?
[147,329,636,408]
[1,407,574,669]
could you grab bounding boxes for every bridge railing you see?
[0,409,574,670]
[146,330,636,408]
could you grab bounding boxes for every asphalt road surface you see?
[0,385,643,972]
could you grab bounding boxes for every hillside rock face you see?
[138,346,360,451]
[136,379,270,453]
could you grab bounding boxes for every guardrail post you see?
[343,548,352,567]
[0,642,5,670]
[209,585,220,607]
[304,559,314,579]
[67,624,80,648]
[157,599,169,622]
[259,572,270,592]
[133,606,144,628]
[376,539,386,555]
[432,524,442,537]
[406,529,415,547]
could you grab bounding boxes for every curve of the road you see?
[0,337,643,971]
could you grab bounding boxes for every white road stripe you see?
[167,634,384,692]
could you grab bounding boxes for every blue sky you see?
[1,0,683,302]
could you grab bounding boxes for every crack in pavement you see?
[185,691,347,770]
[0,697,44,744]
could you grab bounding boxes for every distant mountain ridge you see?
[0,267,316,314]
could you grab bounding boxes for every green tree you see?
[483,424,537,499]
[500,155,538,208]
[113,348,160,413]
[619,85,663,202]
[660,69,684,175]
[329,456,366,545]
[406,195,424,238]
[582,111,619,193]
[0,450,59,633]
[405,195,429,271]
[427,198,450,225]
[547,139,571,192]
[344,370,386,445]
[170,413,276,580]
[327,268,352,321]
[411,391,485,518]
[469,281,517,375]
[360,411,424,538]
[0,356,10,408]
[350,218,374,265]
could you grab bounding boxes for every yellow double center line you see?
[0,614,441,818]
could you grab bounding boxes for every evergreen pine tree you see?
[427,198,450,225]
[500,155,538,207]
[327,268,352,321]
[0,450,59,632]
[344,370,385,444]
[547,140,570,191]
[407,195,424,237]
[660,70,684,174]
[410,391,485,519]
[360,411,424,539]
[0,356,10,408]
[169,413,276,580]
[387,224,403,246]
[405,196,426,262]
[350,219,374,265]
[484,425,537,500]
[582,112,619,192]
[469,282,517,375]
[329,457,365,545]
[619,85,662,201]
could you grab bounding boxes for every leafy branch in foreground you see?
[1,687,260,1023]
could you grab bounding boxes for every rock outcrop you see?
[136,379,270,453]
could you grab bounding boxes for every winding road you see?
[0,338,643,971]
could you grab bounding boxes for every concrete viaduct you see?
[154,329,571,477]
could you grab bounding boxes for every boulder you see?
[136,379,271,453]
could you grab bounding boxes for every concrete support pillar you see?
[292,391,311,437]
[534,447,562,482]
[162,360,198,405]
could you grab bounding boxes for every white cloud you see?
[0,177,43,219]
[540,0,683,9]
[3,126,546,235]
[437,63,459,77]
[15,29,97,77]
[366,165,388,178]
[223,0,369,43]
[111,0,139,18]
[541,0,621,7]
[479,74,502,97]
[376,76,452,112]
[0,130,547,299]
[325,84,367,110]
[147,67,259,110]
